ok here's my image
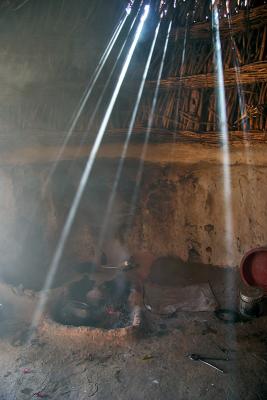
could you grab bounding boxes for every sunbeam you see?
[97,19,162,254]
[211,1,234,266]
[127,18,173,230]
[73,1,144,153]
[30,3,150,332]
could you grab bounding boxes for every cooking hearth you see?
[51,276,133,329]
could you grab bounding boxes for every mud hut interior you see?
[0,0,267,398]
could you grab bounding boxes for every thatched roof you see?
[109,0,267,144]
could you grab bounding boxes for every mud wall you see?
[0,157,267,288]
[127,162,267,267]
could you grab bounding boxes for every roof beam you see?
[147,61,267,89]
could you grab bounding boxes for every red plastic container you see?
[240,247,267,295]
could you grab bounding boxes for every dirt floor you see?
[0,260,267,400]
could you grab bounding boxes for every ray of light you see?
[212,7,239,391]
[30,4,150,331]
[73,1,143,152]
[97,20,162,253]
[68,0,140,128]
[211,1,234,273]
[127,19,173,229]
